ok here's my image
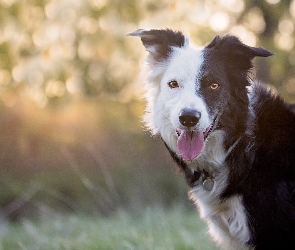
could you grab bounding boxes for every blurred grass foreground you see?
[0,207,219,250]
[1,0,295,249]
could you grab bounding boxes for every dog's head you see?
[129,29,273,162]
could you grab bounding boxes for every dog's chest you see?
[189,171,251,250]
[187,136,251,249]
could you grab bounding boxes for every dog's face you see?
[155,46,226,161]
[129,29,273,161]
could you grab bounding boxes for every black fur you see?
[228,85,295,249]
[205,37,295,248]
[128,29,185,61]
[203,35,295,248]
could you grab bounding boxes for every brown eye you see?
[210,83,219,90]
[168,80,179,89]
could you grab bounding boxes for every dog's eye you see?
[168,80,179,89]
[210,83,219,90]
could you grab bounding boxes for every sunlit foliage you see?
[1,0,295,219]
[0,0,295,107]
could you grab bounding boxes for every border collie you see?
[128,29,295,250]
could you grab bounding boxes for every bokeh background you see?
[1,0,295,222]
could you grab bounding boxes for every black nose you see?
[179,109,201,127]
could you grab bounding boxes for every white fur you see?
[142,36,251,250]
[144,45,212,154]
[192,193,252,250]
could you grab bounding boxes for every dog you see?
[128,29,295,250]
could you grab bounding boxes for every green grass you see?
[0,206,220,250]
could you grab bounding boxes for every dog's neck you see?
[163,140,204,187]
[163,131,241,189]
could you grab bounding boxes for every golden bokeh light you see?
[45,80,66,97]
[275,33,294,51]
[219,0,245,13]
[285,77,295,94]
[244,8,266,34]
[278,19,294,36]
[0,0,295,106]
[230,25,257,46]
[265,0,280,4]
[209,12,230,32]
[0,69,11,86]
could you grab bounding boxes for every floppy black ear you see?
[205,35,274,70]
[128,29,186,61]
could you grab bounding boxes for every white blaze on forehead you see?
[155,46,212,156]
[163,46,204,89]
[162,46,209,127]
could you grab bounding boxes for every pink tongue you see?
[177,131,204,161]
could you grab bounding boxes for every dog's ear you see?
[128,29,186,61]
[205,35,274,70]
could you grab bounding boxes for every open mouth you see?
[203,114,218,140]
[175,115,218,161]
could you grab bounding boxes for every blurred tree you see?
[236,0,295,100]
[0,0,295,106]
[1,0,295,219]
